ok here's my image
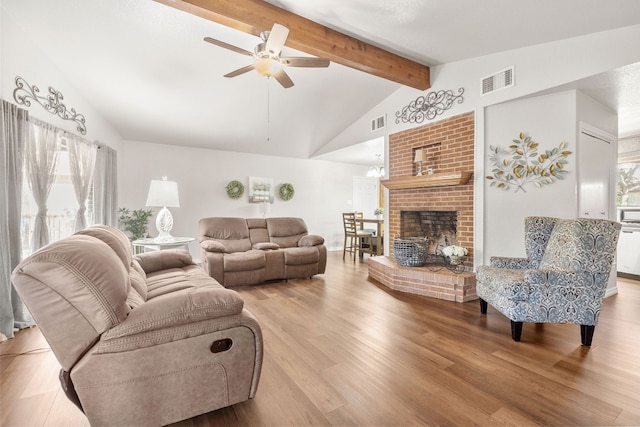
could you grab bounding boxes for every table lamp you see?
[414,149,427,176]
[146,176,180,241]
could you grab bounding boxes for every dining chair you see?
[342,212,374,261]
[355,211,383,255]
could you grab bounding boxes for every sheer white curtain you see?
[94,143,118,226]
[67,135,97,231]
[0,100,33,340]
[25,118,62,252]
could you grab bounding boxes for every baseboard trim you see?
[605,286,618,298]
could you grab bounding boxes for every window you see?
[617,162,640,206]
[20,143,94,258]
[617,136,640,206]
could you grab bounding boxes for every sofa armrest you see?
[490,256,536,269]
[135,250,194,274]
[299,234,324,247]
[100,285,244,343]
[200,240,227,253]
[540,269,604,290]
[523,269,549,285]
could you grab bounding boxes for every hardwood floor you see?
[2,251,640,426]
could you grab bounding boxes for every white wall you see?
[483,90,617,256]
[0,7,386,261]
[0,12,123,151]
[321,24,640,154]
[3,5,630,272]
[484,90,619,294]
[119,140,368,259]
[483,91,578,262]
[320,24,639,272]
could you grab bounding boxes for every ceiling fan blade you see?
[224,64,255,78]
[204,37,253,57]
[272,68,294,88]
[265,23,289,56]
[281,57,330,68]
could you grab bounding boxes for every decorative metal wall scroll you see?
[395,87,464,124]
[13,76,87,135]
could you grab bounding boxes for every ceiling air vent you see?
[371,114,386,132]
[481,66,514,95]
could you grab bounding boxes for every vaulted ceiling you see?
[3,0,640,165]
[156,0,431,90]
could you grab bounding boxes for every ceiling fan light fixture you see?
[205,22,328,88]
[255,57,281,77]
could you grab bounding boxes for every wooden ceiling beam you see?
[154,0,430,90]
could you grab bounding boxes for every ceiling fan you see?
[204,23,330,89]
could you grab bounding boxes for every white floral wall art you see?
[248,176,274,203]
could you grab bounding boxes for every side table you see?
[131,237,195,254]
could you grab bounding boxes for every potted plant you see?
[374,207,384,219]
[118,207,153,241]
[442,245,468,265]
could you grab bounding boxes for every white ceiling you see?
[3,0,640,165]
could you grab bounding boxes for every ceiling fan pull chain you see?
[267,77,271,142]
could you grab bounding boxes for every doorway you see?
[352,176,379,217]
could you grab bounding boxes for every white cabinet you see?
[578,124,614,219]
[617,228,640,276]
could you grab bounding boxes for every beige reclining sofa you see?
[199,217,327,287]
[12,225,263,426]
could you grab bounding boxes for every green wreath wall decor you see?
[279,183,295,201]
[226,180,245,199]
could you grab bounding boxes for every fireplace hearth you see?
[375,111,475,301]
[368,256,477,302]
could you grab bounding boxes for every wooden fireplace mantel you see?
[381,172,472,190]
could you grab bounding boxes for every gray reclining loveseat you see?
[198,217,327,287]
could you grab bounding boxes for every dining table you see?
[356,217,384,256]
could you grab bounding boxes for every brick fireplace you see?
[401,210,458,254]
[368,111,476,302]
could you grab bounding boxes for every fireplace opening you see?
[400,210,457,254]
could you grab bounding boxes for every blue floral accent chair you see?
[476,216,621,346]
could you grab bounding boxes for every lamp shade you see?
[146,178,180,207]
[414,149,427,163]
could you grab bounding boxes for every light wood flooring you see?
[2,251,640,426]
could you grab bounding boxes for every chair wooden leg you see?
[479,298,487,314]
[511,321,523,342]
[358,237,365,260]
[351,236,357,262]
[581,324,595,346]
[343,236,347,260]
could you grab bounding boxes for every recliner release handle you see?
[59,369,84,413]
[210,338,233,353]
